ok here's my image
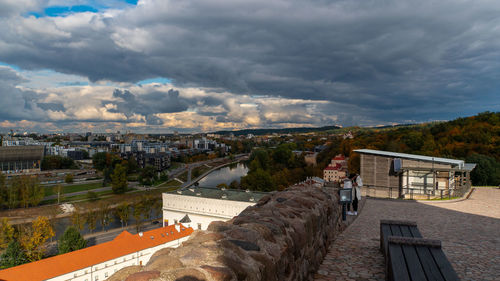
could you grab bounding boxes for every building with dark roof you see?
[0,145,44,173]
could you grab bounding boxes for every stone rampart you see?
[111,186,344,281]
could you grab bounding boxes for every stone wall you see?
[110,186,344,281]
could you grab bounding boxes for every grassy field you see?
[43,182,108,196]
[157,179,182,188]
[177,171,189,182]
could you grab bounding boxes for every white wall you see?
[162,193,256,230]
[47,236,189,281]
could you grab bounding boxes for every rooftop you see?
[169,186,268,202]
[0,224,193,281]
[353,149,466,169]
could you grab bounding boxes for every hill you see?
[212,125,341,136]
[317,111,500,186]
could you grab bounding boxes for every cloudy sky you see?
[0,0,498,133]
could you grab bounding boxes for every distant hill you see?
[212,125,342,136]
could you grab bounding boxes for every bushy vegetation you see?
[41,155,77,170]
[240,143,314,191]
[318,111,500,186]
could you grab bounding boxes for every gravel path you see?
[314,187,500,281]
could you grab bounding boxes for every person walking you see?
[349,173,363,215]
[343,177,353,213]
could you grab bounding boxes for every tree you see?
[92,152,108,171]
[139,165,156,186]
[0,241,27,269]
[0,173,7,208]
[86,209,98,233]
[466,154,500,186]
[0,218,14,250]
[53,184,64,204]
[229,180,240,189]
[58,226,87,254]
[20,216,55,262]
[71,207,86,231]
[97,202,113,231]
[111,164,128,194]
[87,191,99,201]
[115,202,130,228]
[132,200,145,232]
[216,183,229,189]
[240,169,275,192]
[12,176,44,208]
[64,174,74,184]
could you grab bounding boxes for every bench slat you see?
[415,246,445,281]
[388,243,411,281]
[430,247,460,281]
[401,243,427,281]
[381,224,393,255]
[409,226,423,238]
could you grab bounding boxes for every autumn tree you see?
[115,202,130,228]
[53,184,64,204]
[20,216,55,262]
[0,218,14,250]
[132,200,145,232]
[71,206,86,231]
[86,209,98,233]
[58,226,86,254]
[97,202,113,231]
[64,173,74,184]
[111,164,128,194]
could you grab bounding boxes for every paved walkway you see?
[315,187,500,281]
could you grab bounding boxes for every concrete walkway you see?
[314,187,500,281]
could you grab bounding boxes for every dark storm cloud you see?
[0,67,47,121]
[36,102,66,112]
[103,88,189,124]
[0,0,499,126]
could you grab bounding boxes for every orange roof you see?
[0,224,193,281]
[332,155,345,160]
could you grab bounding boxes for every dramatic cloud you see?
[0,0,499,132]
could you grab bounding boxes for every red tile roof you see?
[0,224,193,281]
[332,155,345,160]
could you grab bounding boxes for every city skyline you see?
[0,0,499,133]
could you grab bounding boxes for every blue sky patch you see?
[137,77,172,85]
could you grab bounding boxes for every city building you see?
[0,146,44,173]
[323,155,348,183]
[162,187,268,230]
[354,149,476,199]
[0,225,193,281]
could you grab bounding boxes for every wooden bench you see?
[387,237,460,281]
[380,219,422,258]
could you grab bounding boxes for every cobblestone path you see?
[314,187,500,281]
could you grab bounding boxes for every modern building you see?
[162,187,268,230]
[354,149,476,199]
[323,155,348,183]
[0,146,44,173]
[0,225,193,281]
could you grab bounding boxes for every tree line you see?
[317,111,500,186]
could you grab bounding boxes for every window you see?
[197,223,202,230]
[74,273,77,278]
[95,275,99,281]
[105,272,108,278]
[174,219,178,224]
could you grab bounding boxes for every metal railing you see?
[362,184,471,200]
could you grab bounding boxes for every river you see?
[196,162,248,187]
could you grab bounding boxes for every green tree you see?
[111,164,128,194]
[0,173,7,208]
[58,226,87,254]
[240,169,275,191]
[466,154,500,186]
[139,165,156,186]
[229,180,240,189]
[132,200,145,232]
[0,218,14,250]
[216,183,229,189]
[92,152,108,171]
[87,191,99,202]
[0,241,27,269]
[12,176,44,208]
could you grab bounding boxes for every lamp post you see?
[339,188,352,221]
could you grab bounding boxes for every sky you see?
[0,0,499,133]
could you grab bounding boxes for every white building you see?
[0,224,193,281]
[163,187,268,230]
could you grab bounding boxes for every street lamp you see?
[339,188,352,221]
